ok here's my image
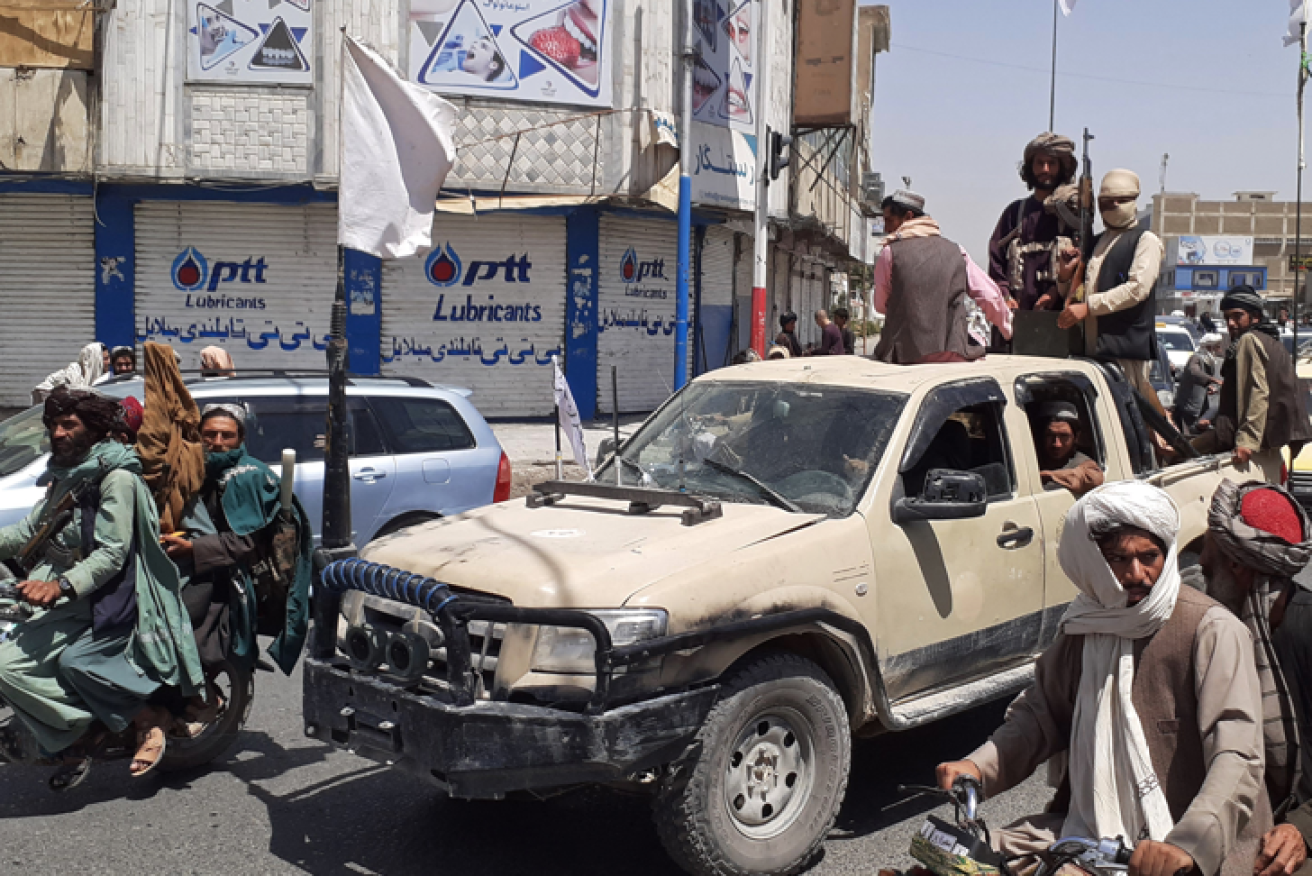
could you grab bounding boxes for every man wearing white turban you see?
[937,482,1269,876]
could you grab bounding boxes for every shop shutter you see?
[698,226,736,372]
[381,214,566,418]
[135,202,338,374]
[598,216,691,414]
[0,194,96,408]
[733,233,754,351]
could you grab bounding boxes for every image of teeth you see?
[562,13,596,59]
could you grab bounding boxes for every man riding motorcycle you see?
[0,387,203,788]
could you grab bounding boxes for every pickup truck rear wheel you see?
[653,653,850,876]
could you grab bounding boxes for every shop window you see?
[1230,270,1263,289]
[1193,270,1219,289]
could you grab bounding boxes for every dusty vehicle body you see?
[303,355,1274,876]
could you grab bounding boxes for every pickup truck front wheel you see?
[653,653,851,876]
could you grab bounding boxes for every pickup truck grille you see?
[345,590,508,700]
[1290,471,1312,498]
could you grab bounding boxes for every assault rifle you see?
[1069,127,1096,299]
[15,479,97,573]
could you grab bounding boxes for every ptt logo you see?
[172,247,268,292]
[620,247,666,284]
[425,243,532,288]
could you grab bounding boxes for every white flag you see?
[552,356,593,480]
[338,35,456,259]
[1058,0,1076,16]
[1288,0,1310,46]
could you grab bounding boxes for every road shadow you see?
[832,697,1012,840]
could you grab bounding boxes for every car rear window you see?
[370,397,476,453]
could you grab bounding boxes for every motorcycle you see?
[888,776,1134,876]
[0,571,253,786]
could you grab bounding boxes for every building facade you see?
[1151,191,1301,316]
[0,0,888,413]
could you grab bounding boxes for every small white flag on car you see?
[1288,0,1310,46]
[1058,0,1076,17]
[337,35,457,259]
[553,357,593,481]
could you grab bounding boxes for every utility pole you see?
[674,0,694,389]
[1048,0,1058,130]
[1296,14,1308,350]
[1159,153,1169,196]
[750,0,772,356]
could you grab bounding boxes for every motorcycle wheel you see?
[159,655,254,772]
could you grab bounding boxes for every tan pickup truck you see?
[302,355,1275,876]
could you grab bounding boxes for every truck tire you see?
[653,653,850,876]
[159,655,254,773]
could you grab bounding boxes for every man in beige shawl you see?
[937,482,1268,876]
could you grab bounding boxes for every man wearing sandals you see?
[937,483,1269,876]
[0,388,203,785]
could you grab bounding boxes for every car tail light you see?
[493,451,512,503]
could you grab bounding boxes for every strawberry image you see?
[529,26,581,69]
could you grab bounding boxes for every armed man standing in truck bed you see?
[1054,169,1165,408]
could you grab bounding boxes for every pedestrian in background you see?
[774,312,804,358]
[833,307,855,356]
[813,310,845,356]
[1174,332,1226,435]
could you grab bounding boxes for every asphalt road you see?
[0,665,1051,876]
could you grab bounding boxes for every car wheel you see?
[652,653,850,876]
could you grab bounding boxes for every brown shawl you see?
[136,342,204,533]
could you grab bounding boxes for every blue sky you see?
[863,0,1301,262]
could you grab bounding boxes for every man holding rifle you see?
[1055,169,1165,407]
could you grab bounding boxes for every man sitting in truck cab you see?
[1029,401,1104,496]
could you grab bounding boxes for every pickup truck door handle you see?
[353,468,387,484]
[996,526,1034,549]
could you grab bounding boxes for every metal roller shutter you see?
[598,216,691,414]
[0,194,96,408]
[698,226,736,373]
[733,233,754,351]
[381,215,566,417]
[135,202,338,373]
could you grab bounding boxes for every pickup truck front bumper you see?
[303,657,720,799]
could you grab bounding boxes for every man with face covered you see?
[1056,170,1165,407]
[988,133,1079,314]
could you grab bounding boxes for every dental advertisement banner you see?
[407,0,612,108]
[690,0,759,210]
[187,0,313,84]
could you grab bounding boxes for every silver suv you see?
[0,374,511,543]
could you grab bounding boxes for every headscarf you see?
[137,342,205,534]
[116,396,144,442]
[1022,132,1077,187]
[1221,285,1266,319]
[1207,479,1309,811]
[32,342,106,402]
[1198,332,1227,369]
[1058,482,1180,849]
[42,386,123,444]
[200,346,236,376]
[1099,170,1141,230]
[888,189,925,213]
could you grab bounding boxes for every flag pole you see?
[1296,16,1308,349]
[1048,0,1058,131]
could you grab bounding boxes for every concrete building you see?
[0,0,889,415]
[1151,190,1304,316]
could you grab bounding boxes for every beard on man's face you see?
[51,430,94,467]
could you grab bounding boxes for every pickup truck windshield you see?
[602,381,907,516]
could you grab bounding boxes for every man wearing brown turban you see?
[987,133,1079,316]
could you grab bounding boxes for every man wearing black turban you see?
[1192,286,1312,465]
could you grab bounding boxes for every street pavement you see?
[0,662,1048,876]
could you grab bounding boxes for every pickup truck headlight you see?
[530,609,668,674]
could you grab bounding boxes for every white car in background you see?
[1155,324,1196,375]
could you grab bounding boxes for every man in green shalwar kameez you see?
[0,388,202,786]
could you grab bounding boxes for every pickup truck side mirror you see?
[893,469,989,525]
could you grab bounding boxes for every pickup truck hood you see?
[359,497,826,608]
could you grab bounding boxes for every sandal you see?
[129,726,167,778]
[48,757,92,792]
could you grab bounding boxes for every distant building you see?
[1151,191,1303,316]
